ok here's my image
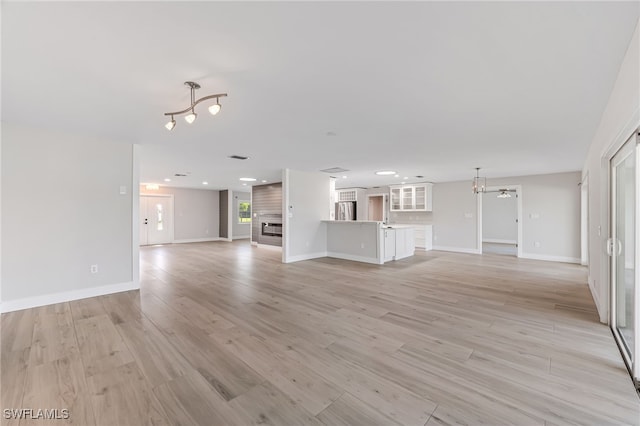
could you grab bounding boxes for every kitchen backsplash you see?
[390,211,432,224]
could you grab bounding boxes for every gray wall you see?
[283,169,330,262]
[232,191,251,239]
[582,20,639,321]
[483,192,517,243]
[219,190,229,239]
[432,172,581,262]
[251,182,282,245]
[2,124,134,304]
[141,186,219,242]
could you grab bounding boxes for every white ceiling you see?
[3,2,638,191]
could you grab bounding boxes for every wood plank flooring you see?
[2,241,639,425]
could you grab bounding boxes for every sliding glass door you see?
[610,132,639,383]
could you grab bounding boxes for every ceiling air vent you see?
[321,167,349,174]
[415,175,424,178]
[229,155,250,160]
[174,173,188,177]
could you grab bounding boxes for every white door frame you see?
[140,194,175,245]
[608,130,640,383]
[581,174,589,266]
[477,185,523,258]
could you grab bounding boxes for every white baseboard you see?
[284,252,328,263]
[327,252,383,265]
[483,239,517,245]
[519,252,581,264]
[255,243,282,251]
[232,235,250,240]
[0,280,139,314]
[219,237,233,242]
[173,237,221,244]
[432,245,481,255]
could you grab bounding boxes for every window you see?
[238,201,251,223]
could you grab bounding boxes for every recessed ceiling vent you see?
[321,167,349,174]
[229,155,250,160]
[174,173,188,177]
[415,175,424,178]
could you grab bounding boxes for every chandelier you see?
[472,167,486,194]
[164,81,227,130]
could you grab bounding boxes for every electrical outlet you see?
[90,264,98,274]
[534,241,541,248]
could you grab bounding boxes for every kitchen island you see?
[323,221,415,264]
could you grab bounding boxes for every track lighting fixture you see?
[164,81,227,130]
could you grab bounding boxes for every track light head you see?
[184,111,197,124]
[208,101,221,116]
[165,117,176,130]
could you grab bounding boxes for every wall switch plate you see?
[119,186,127,195]
[534,241,541,248]
[90,264,98,274]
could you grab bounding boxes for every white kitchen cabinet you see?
[384,228,396,262]
[414,224,433,250]
[389,183,432,211]
[383,226,415,262]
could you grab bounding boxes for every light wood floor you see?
[2,241,639,425]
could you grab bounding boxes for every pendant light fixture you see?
[164,81,227,130]
[472,167,486,194]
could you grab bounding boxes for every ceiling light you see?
[394,174,400,178]
[184,111,197,124]
[164,81,227,130]
[472,167,486,194]
[202,181,208,185]
[239,177,257,182]
[497,189,512,198]
[164,178,171,182]
[261,180,267,183]
[208,99,221,116]
[403,176,408,180]
[342,176,347,179]
[375,170,396,176]
[401,181,406,184]
[145,184,159,190]
[242,183,247,186]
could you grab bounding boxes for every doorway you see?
[609,131,639,384]
[140,195,174,245]
[480,186,522,257]
[368,194,386,222]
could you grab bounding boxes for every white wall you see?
[432,181,479,253]
[582,20,639,322]
[432,172,581,261]
[232,191,251,239]
[283,169,330,263]
[483,192,517,243]
[2,124,136,312]
[141,186,220,242]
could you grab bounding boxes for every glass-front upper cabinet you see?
[389,183,432,211]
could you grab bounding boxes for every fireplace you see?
[258,214,282,246]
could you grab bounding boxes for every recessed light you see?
[375,170,396,176]
[401,181,406,184]
[261,180,267,183]
[164,178,171,182]
[242,183,247,186]
[239,177,257,182]
[403,176,408,180]
[202,181,208,185]
[394,174,400,178]
[342,175,347,179]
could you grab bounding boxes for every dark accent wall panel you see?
[219,190,228,238]
[251,182,282,245]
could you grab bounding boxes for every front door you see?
[610,132,639,383]
[140,195,173,245]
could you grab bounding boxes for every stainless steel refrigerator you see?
[335,201,357,221]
